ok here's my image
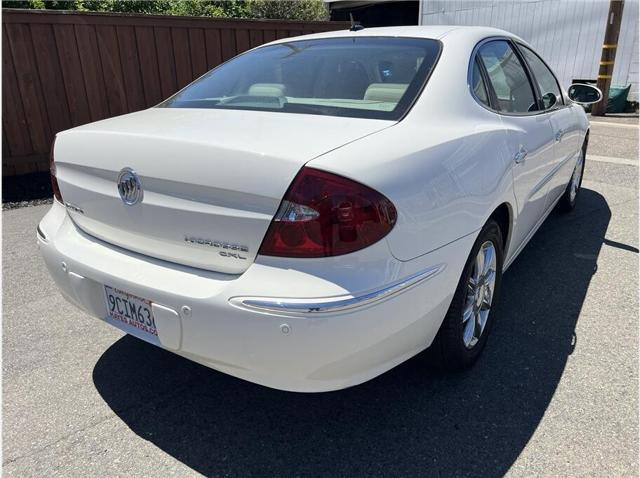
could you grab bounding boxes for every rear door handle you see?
[555,129,565,142]
[514,145,528,164]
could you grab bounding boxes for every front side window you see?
[477,40,537,114]
[160,37,441,120]
[519,44,563,110]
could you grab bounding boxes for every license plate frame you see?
[104,285,158,338]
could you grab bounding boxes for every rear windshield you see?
[159,37,441,120]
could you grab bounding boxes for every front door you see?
[517,43,584,209]
[545,106,583,207]
[477,39,557,253]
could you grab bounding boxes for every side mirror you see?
[541,92,558,109]
[567,83,603,105]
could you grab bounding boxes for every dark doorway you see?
[329,1,419,27]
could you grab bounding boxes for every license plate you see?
[104,286,157,337]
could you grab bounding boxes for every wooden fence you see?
[2,9,348,176]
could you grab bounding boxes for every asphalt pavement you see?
[3,118,638,477]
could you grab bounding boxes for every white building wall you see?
[420,0,639,101]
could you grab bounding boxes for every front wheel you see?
[429,219,504,371]
[557,148,585,212]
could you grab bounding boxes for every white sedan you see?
[38,26,600,392]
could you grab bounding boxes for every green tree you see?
[246,0,328,21]
[76,1,173,14]
[2,0,73,8]
[2,0,329,20]
[167,1,249,18]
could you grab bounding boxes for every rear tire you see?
[557,145,586,213]
[429,219,504,371]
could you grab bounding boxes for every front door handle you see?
[514,145,528,164]
[555,129,565,142]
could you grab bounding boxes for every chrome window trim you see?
[230,263,446,315]
[514,41,569,111]
[468,36,568,117]
[470,56,492,109]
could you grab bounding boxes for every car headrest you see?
[248,83,286,97]
[363,83,409,103]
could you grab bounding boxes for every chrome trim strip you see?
[504,190,564,271]
[36,225,47,241]
[528,150,578,199]
[230,264,446,314]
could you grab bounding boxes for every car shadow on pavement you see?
[93,188,611,477]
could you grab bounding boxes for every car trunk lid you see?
[55,108,393,274]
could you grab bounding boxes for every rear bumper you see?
[38,201,474,392]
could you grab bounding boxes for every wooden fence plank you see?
[220,28,236,61]
[154,26,178,98]
[172,27,193,88]
[53,23,92,126]
[204,28,222,69]
[95,25,128,117]
[2,27,33,157]
[116,25,146,112]
[235,28,251,53]
[75,24,110,122]
[2,9,348,177]
[188,28,208,78]
[30,23,72,136]
[249,29,263,48]
[263,29,276,43]
[3,129,9,159]
[135,25,162,106]
[6,23,51,153]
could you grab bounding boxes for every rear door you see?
[476,39,556,251]
[517,43,583,208]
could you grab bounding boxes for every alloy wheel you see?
[462,240,497,349]
[569,151,584,203]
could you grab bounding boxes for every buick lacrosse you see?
[38,26,600,392]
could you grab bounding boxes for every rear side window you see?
[471,58,490,107]
[519,44,564,110]
[159,37,441,120]
[477,40,537,114]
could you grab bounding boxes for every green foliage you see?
[2,0,329,21]
[76,1,173,14]
[246,1,328,21]
[167,1,250,18]
[2,1,31,8]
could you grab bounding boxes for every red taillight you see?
[50,138,62,203]
[259,167,397,258]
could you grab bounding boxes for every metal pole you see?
[591,0,625,116]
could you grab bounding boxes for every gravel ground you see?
[3,198,53,211]
[2,120,638,477]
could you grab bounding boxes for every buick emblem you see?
[117,168,143,206]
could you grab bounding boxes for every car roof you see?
[266,25,522,45]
